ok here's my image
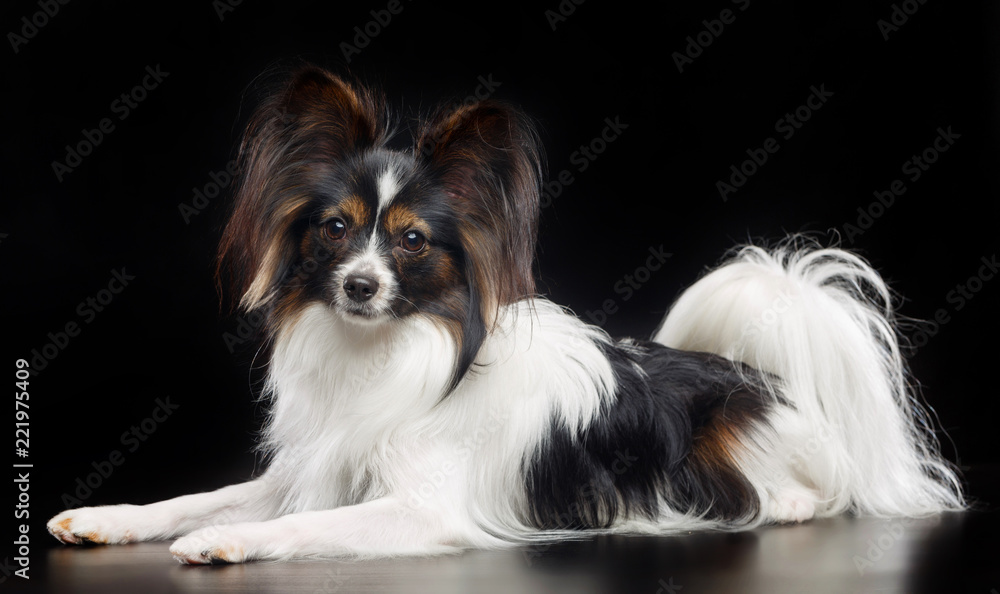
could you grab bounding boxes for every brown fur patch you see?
[382,203,430,239]
[691,415,748,471]
[684,389,767,519]
[323,195,370,228]
[78,531,107,545]
[209,544,245,563]
[270,287,311,335]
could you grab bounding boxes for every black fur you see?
[524,339,774,529]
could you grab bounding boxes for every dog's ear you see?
[275,67,386,161]
[416,102,543,325]
[217,67,386,312]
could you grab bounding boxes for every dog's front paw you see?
[170,526,252,565]
[47,505,140,545]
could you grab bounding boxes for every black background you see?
[3,0,998,561]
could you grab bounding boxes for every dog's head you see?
[217,66,542,387]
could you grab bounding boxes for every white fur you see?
[654,240,964,519]
[48,298,619,560]
[47,241,964,562]
[376,165,399,216]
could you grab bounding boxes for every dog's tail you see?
[653,238,964,516]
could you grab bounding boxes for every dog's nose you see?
[343,274,379,302]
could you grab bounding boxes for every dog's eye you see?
[400,230,426,253]
[324,218,347,241]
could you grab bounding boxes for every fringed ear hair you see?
[217,67,387,312]
[415,101,543,327]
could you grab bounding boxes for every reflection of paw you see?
[768,489,817,523]
[47,506,139,545]
[170,527,249,565]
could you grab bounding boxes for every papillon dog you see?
[48,66,964,563]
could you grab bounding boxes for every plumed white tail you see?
[653,238,964,517]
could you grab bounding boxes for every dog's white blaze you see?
[376,166,399,217]
[334,241,398,319]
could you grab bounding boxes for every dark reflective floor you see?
[8,511,999,593]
